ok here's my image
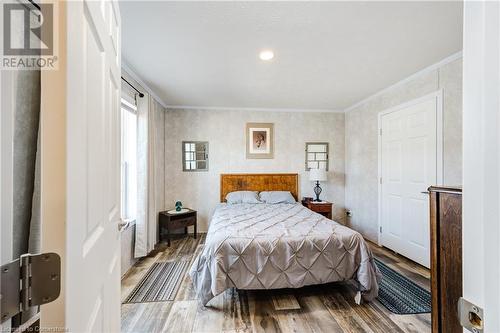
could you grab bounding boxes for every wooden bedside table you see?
[302,200,333,219]
[159,208,197,246]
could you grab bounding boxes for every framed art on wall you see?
[246,122,274,159]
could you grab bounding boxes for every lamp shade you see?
[309,168,327,181]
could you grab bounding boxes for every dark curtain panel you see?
[12,70,41,259]
[11,69,41,328]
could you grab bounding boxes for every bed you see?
[189,173,380,306]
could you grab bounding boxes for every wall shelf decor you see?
[182,141,209,171]
[305,142,329,171]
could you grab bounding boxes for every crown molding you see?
[165,105,344,113]
[121,61,168,109]
[343,51,463,113]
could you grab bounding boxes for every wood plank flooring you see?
[121,234,431,333]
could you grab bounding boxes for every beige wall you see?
[164,109,346,231]
[345,58,463,241]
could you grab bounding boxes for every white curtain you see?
[134,95,165,258]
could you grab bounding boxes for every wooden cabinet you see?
[429,186,462,333]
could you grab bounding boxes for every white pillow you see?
[225,191,261,204]
[259,191,296,204]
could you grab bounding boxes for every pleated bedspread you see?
[190,203,381,306]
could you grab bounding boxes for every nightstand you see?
[159,208,197,246]
[302,200,333,219]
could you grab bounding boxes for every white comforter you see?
[189,203,380,305]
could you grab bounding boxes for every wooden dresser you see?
[428,186,462,333]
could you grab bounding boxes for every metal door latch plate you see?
[459,297,484,333]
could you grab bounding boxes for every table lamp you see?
[309,168,327,202]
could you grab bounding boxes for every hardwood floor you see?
[121,234,431,333]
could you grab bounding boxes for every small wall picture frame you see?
[246,123,274,159]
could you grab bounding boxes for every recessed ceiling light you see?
[259,50,274,61]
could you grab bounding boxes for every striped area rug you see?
[375,258,431,314]
[124,261,190,303]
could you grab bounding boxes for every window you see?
[121,98,138,221]
[305,142,329,171]
[183,141,209,171]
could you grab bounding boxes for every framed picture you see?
[246,122,274,159]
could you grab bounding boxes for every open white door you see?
[66,1,122,331]
[462,1,500,332]
[379,92,442,268]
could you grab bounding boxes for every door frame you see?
[0,69,14,264]
[0,53,14,333]
[462,1,500,330]
[39,0,67,328]
[377,89,444,246]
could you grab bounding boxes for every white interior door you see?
[379,93,441,268]
[66,1,121,331]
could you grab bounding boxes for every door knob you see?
[421,191,429,194]
[118,219,130,232]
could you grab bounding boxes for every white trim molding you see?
[0,68,14,268]
[344,51,462,113]
[165,105,343,113]
[462,1,500,330]
[377,89,444,246]
[122,61,168,109]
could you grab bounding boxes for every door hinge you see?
[1,253,61,323]
[459,297,484,333]
[379,128,382,135]
[379,226,382,233]
[380,177,382,184]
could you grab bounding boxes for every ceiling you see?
[120,1,463,111]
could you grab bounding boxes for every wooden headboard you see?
[220,173,299,202]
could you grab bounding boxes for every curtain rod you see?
[121,76,145,98]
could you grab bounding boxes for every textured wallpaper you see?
[164,109,346,232]
[158,59,462,239]
[345,58,463,241]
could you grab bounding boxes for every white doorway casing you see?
[0,58,14,333]
[378,90,443,268]
[462,1,500,331]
